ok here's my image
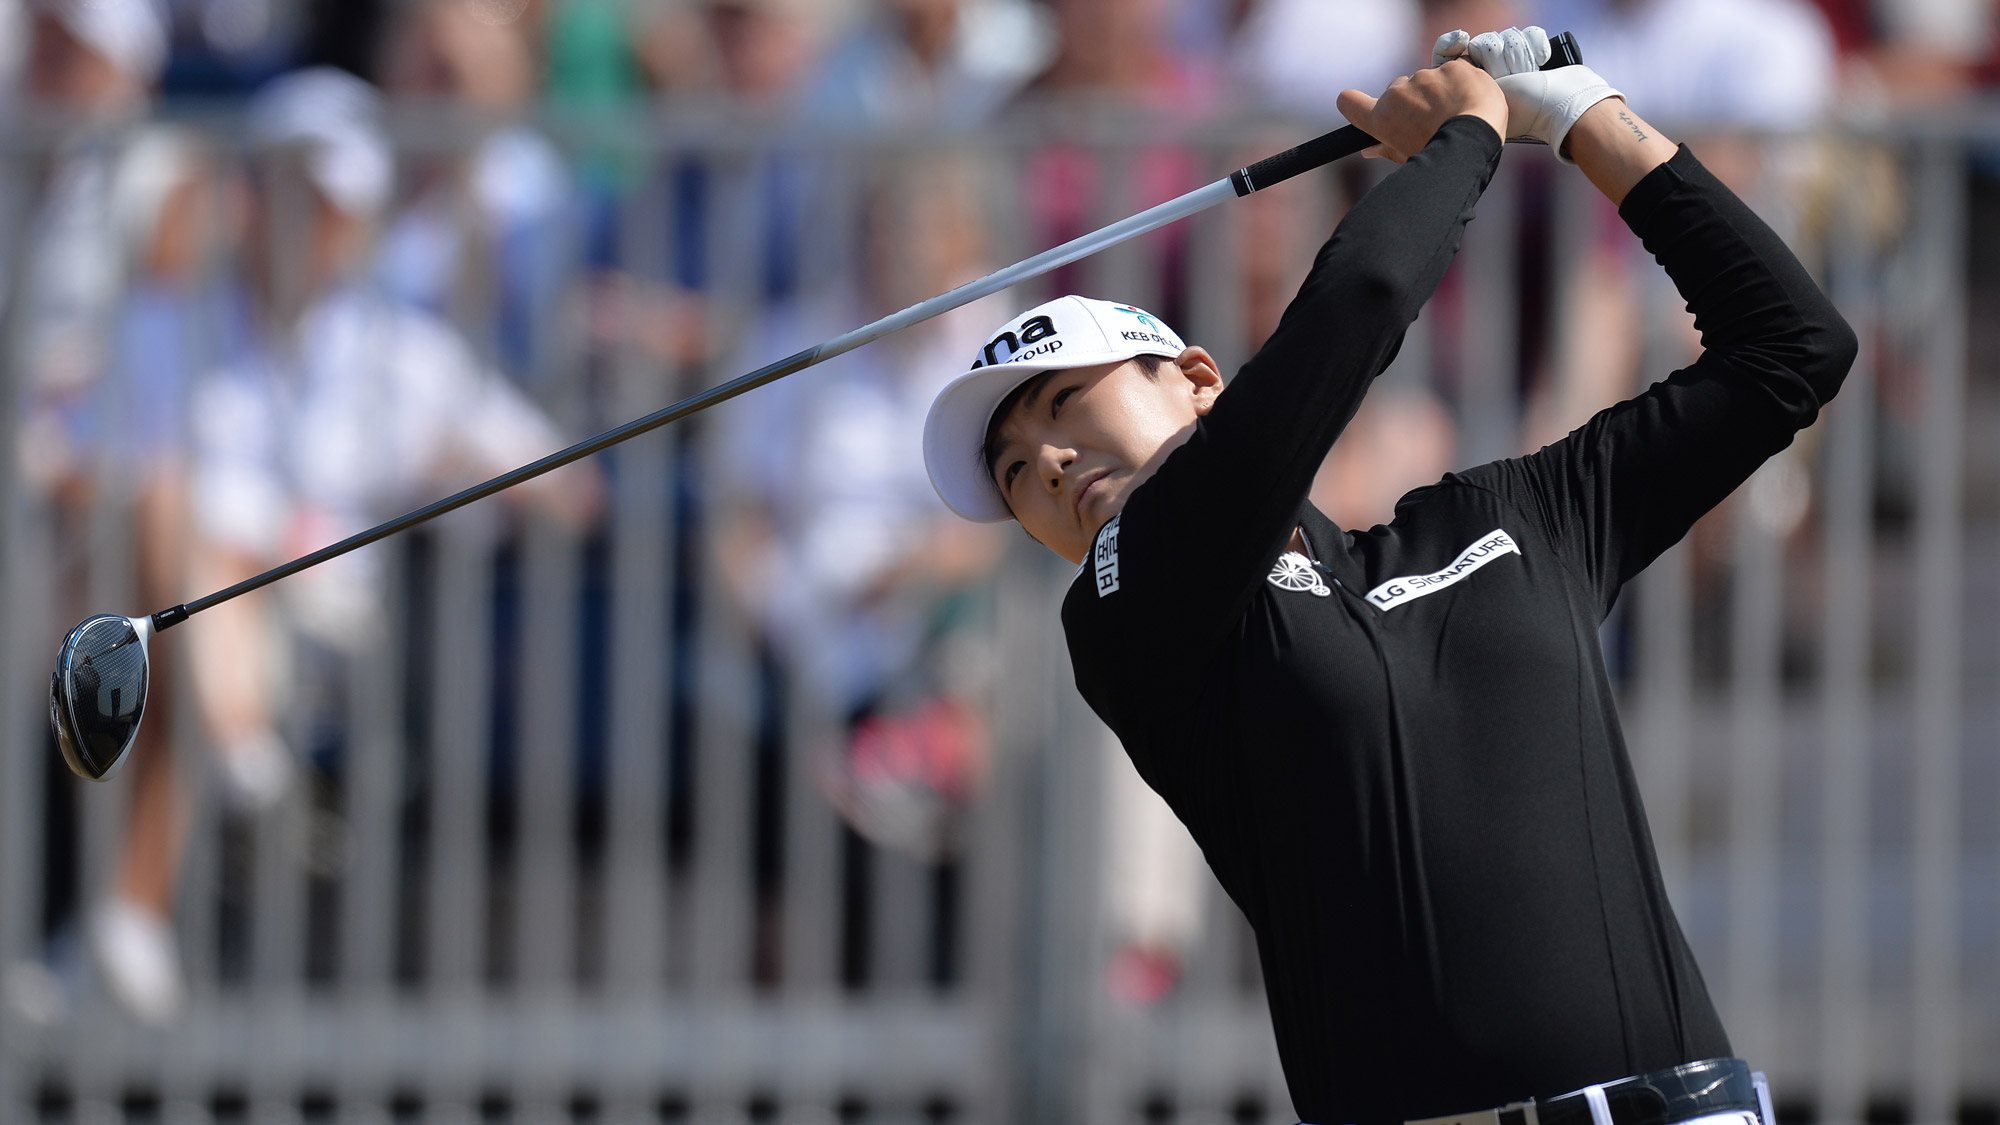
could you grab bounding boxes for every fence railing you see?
[0,113,1992,1125]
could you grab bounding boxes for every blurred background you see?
[0,0,1997,1121]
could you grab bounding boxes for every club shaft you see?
[151,124,1378,633]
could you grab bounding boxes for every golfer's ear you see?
[1177,346,1224,415]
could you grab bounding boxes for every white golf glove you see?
[1432,25,1622,163]
[1432,26,1547,73]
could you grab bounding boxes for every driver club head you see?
[50,613,153,782]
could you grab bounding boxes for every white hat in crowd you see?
[922,295,1187,523]
[39,0,168,82]
[248,66,393,218]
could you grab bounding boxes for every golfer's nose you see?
[1037,444,1074,493]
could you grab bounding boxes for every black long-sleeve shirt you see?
[1061,117,1857,1124]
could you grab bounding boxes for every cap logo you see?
[971,314,1059,369]
[1115,305,1161,332]
[1112,305,1177,351]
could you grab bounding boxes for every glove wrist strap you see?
[1552,88,1623,165]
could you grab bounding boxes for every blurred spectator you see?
[1217,125,1458,523]
[157,0,390,98]
[1227,0,1422,120]
[82,128,218,1031]
[194,66,589,671]
[1227,125,1332,353]
[1497,0,1834,467]
[1026,0,1221,107]
[1006,1,1227,992]
[157,0,308,97]
[701,0,821,108]
[1519,200,1654,453]
[161,66,590,1015]
[1017,0,1223,326]
[377,0,572,385]
[547,0,644,112]
[1222,121,1461,537]
[608,0,828,113]
[1101,723,1205,1006]
[671,0,825,307]
[382,0,542,128]
[1489,4,1836,673]
[588,0,830,379]
[296,0,388,79]
[8,0,206,1031]
[16,0,169,477]
[633,0,714,96]
[1421,0,1528,59]
[1528,0,1836,129]
[1827,0,1996,104]
[714,156,1004,860]
[20,0,164,115]
[1310,387,1460,530]
[805,0,1053,128]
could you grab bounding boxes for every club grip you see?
[1544,31,1583,69]
[1228,126,1372,196]
[1228,30,1584,197]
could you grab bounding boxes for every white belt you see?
[1401,1068,1774,1125]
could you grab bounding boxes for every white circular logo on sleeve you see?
[1268,552,1330,597]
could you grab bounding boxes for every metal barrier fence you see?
[0,112,1992,1125]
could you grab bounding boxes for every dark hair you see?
[980,354,1171,491]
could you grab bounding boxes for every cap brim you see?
[923,355,1090,523]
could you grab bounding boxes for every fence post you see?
[515,508,581,1117]
[1016,556,1102,1125]
[1725,458,1785,1074]
[1816,147,1876,1125]
[424,509,500,1120]
[0,147,46,1125]
[1909,137,1965,1125]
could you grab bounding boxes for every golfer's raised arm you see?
[1467,97,1857,615]
[1561,98,1681,204]
[1115,66,1509,633]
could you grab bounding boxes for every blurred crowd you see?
[7,0,1990,1028]
[8,0,1998,128]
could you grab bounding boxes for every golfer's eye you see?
[1051,387,1076,417]
[1004,461,1025,490]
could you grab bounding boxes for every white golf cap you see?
[922,295,1186,523]
[248,67,393,218]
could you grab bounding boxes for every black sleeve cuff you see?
[1617,145,1695,237]
[1433,113,1506,158]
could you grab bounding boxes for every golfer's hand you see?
[1336,61,1508,163]
[1434,25,1548,77]
[1437,25,1623,158]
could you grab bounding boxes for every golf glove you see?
[1432,26,1546,73]
[1433,25,1622,163]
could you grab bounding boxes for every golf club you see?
[49,33,1584,782]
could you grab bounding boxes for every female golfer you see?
[921,29,1855,1125]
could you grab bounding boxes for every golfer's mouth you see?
[1072,467,1113,524]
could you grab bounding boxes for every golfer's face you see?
[989,351,1220,565]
